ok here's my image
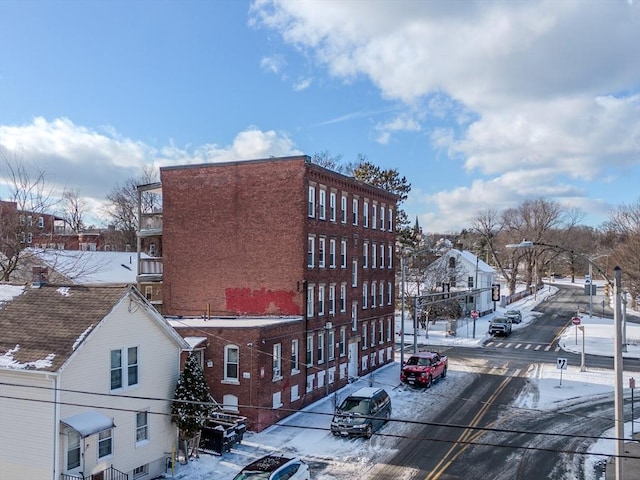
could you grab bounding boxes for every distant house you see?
[427,249,496,316]
[0,284,189,480]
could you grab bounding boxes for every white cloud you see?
[0,118,301,224]
[260,54,286,74]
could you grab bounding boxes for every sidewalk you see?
[605,432,640,480]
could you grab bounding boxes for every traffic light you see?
[491,284,501,302]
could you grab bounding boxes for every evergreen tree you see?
[171,353,215,459]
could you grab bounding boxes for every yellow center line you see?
[425,377,512,480]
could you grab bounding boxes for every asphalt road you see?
[375,285,639,480]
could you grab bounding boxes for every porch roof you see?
[61,411,115,438]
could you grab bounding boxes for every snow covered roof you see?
[0,283,130,372]
[168,316,303,329]
[450,249,495,273]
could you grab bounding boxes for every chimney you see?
[32,266,49,287]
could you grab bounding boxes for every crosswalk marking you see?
[485,342,561,352]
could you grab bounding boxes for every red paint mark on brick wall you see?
[225,288,300,315]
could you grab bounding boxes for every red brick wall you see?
[161,157,308,317]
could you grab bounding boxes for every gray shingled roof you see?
[0,284,130,372]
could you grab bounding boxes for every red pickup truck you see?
[400,351,448,388]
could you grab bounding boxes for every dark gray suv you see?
[330,387,391,438]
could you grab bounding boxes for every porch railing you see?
[61,465,128,480]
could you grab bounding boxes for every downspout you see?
[302,280,308,380]
[49,372,60,480]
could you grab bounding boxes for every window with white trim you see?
[110,346,138,390]
[387,318,392,341]
[388,281,393,305]
[272,391,283,409]
[329,238,336,268]
[363,201,369,228]
[340,283,347,312]
[98,429,113,458]
[38,216,44,228]
[307,285,315,317]
[371,321,376,347]
[372,204,377,230]
[27,232,33,244]
[352,198,359,225]
[224,345,239,382]
[317,332,324,364]
[371,244,377,269]
[67,431,80,470]
[136,411,148,443]
[371,282,376,308]
[328,329,335,360]
[340,239,347,268]
[133,465,148,479]
[318,237,326,268]
[352,303,358,331]
[361,323,367,349]
[388,245,393,269]
[329,284,335,314]
[380,243,385,268]
[273,343,282,379]
[329,192,336,221]
[308,185,316,217]
[362,282,368,309]
[291,339,299,373]
[306,334,313,366]
[340,327,346,357]
[352,260,358,287]
[379,319,384,343]
[380,206,385,230]
[388,208,393,231]
[341,194,347,223]
[363,242,369,268]
[379,281,384,307]
[318,284,325,316]
[307,236,315,268]
[319,189,326,220]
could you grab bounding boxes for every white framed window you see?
[329,238,336,268]
[371,282,376,308]
[291,339,299,373]
[340,239,347,268]
[371,244,377,269]
[380,243,385,268]
[380,206,385,230]
[133,465,148,479]
[98,429,113,459]
[317,332,325,364]
[352,303,358,331]
[329,192,336,221]
[379,281,384,307]
[273,343,282,380]
[307,285,315,317]
[363,242,369,268]
[388,208,393,231]
[38,216,44,228]
[319,237,326,268]
[27,232,33,244]
[136,411,148,443]
[352,260,358,287]
[379,319,384,343]
[223,394,239,412]
[110,347,138,390]
[306,374,314,393]
[224,345,239,382]
[307,236,315,268]
[19,215,25,226]
[340,283,347,313]
[363,201,369,228]
[27,215,33,227]
[328,329,335,360]
[388,245,393,269]
[318,284,325,316]
[306,334,313,366]
[319,189,326,220]
[387,318,392,341]
[372,204,377,230]
[371,321,376,347]
[362,283,368,309]
[272,391,283,409]
[329,284,335,315]
[67,431,80,470]
[291,384,300,401]
[352,198,359,225]
[341,194,347,223]
[145,286,153,300]
[362,323,367,349]
[339,327,346,357]
[308,185,316,217]
[388,281,392,305]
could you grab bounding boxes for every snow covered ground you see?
[165,280,640,480]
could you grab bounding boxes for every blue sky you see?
[1,0,638,233]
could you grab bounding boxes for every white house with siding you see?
[0,283,189,480]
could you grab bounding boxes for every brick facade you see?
[155,156,398,431]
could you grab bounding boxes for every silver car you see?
[505,309,522,323]
[232,454,310,480]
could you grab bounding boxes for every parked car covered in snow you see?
[400,351,448,388]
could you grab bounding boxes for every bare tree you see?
[102,166,159,251]
[0,154,58,281]
[60,189,87,233]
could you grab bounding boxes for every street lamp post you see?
[506,240,624,480]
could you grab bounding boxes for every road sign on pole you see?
[557,357,568,387]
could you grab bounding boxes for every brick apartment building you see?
[136,155,398,431]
